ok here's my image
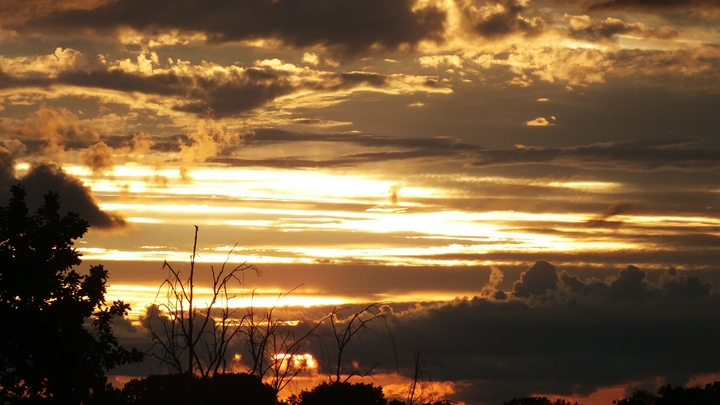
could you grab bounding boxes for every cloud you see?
[0,162,126,230]
[299,261,720,404]
[79,141,115,174]
[2,106,100,161]
[9,0,446,57]
[213,128,481,168]
[525,117,553,126]
[472,139,720,171]
[512,260,559,297]
[179,119,246,163]
[1,50,450,120]
[567,15,679,43]
[585,201,641,228]
[588,0,720,13]
[467,0,547,39]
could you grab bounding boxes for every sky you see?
[1,0,720,404]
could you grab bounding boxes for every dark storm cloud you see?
[588,0,720,12]
[472,139,720,171]
[303,261,720,404]
[12,0,446,56]
[0,161,126,230]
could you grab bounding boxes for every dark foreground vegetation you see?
[2,184,720,405]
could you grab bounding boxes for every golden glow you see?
[65,162,713,268]
[15,162,716,306]
[272,353,318,372]
[105,282,347,322]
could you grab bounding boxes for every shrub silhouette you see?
[502,397,580,405]
[0,185,141,403]
[614,382,720,405]
[299,381,387,405]
[121,372,276,405]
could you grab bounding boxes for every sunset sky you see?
[2,0,720,403]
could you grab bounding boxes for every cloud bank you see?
[300,261,720,404]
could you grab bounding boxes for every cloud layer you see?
[298,261,720,404]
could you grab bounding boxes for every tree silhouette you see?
[614,382,720,405]
[121,372,276,405]
[502,397,580,405]
[0,185,141,403]
[299,381,387,405]
[146,226,261,377]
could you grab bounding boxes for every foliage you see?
[502,397,580,405]
[0,185,141,403]
[614,382,720,405]
[120,372,276,405]
[299,381,387,405]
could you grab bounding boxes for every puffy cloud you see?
[179,119,245,163]
[466,0,547,39]
[9,0,446,57]
[512,260,559,297]
[1,106,100,162]
[79,141,115,174]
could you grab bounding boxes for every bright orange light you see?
[272,353,318,372]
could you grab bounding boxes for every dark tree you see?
[121,372,276,405]
[299,381,387,405]
[614,382,720,405]
[0,185,141,404]
[502,397,580,405]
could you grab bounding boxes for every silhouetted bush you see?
[502,397,580,405]
[614,382,720,405]
[299,381,387,405]
[121,372,276,405]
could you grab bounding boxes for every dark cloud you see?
[472,139,720,171]
[213,149,456,168]
[588,0,720,12]
[249,128,481,151]
[512,260,559,297]
[12,0,446,56]
[568,17,678,43]
[174,70,296,118]
[4,64,437,118]
[299,262,720,404]
[468,0,546,39]
[584,201,640,228]
[214,129,480,167]
[0,162,126,230]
